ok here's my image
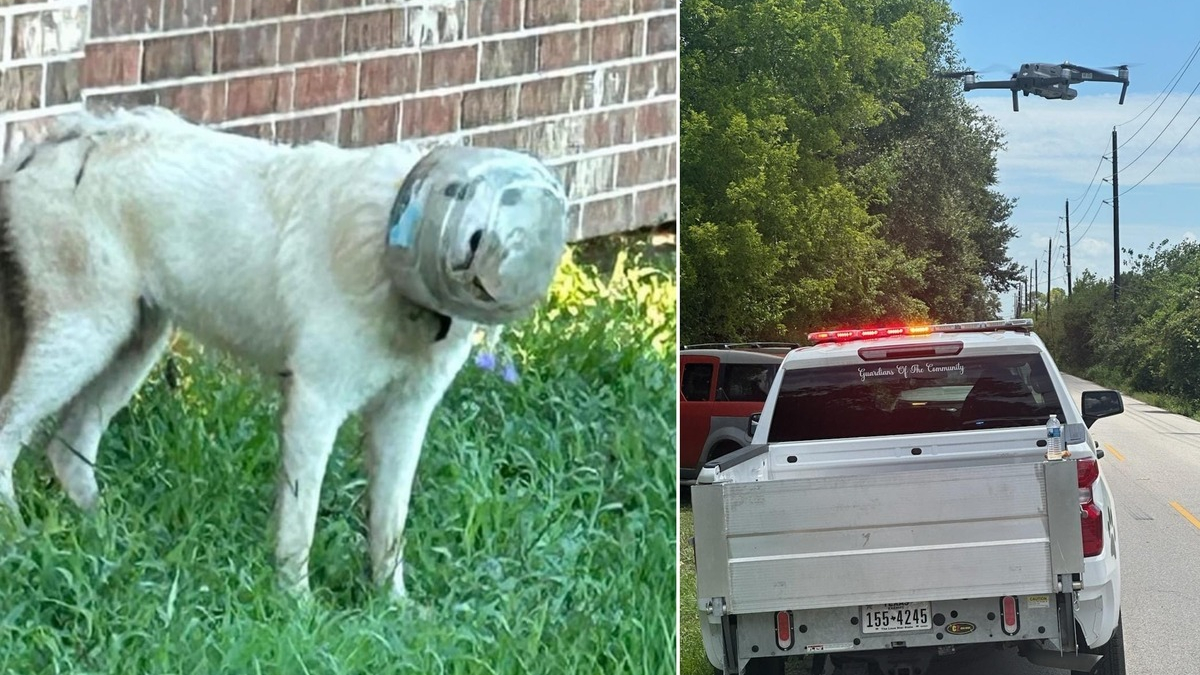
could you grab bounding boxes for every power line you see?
[1117,74,1200,174]
[1070,180,1108,247]
[1070,141,1111,207]
[1116,37,1200,146]
[1072,198,1110,246]
[1120,105,1200,196]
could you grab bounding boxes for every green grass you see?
[0,246,676,675]
[679,507,710,675]
[1080,365,1200,421]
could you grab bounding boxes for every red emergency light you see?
[807,319,1032,344]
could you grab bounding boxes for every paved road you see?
[926,373,1200,674]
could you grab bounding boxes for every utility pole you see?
[1034,259,1039,321]
[1027,268,1032,313]
[1112,127,1121,302]
[1047,238,1052,319]
[1065,200,1072,297]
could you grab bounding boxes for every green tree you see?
[680,0,1021,343]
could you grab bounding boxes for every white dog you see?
[0,107,567,597]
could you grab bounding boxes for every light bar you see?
[807,319,1033,344]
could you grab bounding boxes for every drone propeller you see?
[935,70,975,79]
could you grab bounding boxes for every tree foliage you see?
[1037,240,1200,403]
[681,0,1019,343]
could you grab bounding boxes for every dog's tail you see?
[0,178,27,400]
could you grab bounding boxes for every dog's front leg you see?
[273,375,348,594]
[362,380,449,599]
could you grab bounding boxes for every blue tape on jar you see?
[388,201,421,249]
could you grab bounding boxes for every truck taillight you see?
[775,611,794,651]
[1000,595,1019,635]
[1078,458,1104,557]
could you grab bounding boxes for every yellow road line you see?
[1103,443,1125,462]
[1170,502,1200,532]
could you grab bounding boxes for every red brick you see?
[615,144,670,187]
[294,63,356,110]
[359,55,418,99]
[538,28,591,71]
[401,93,462,139]
[518,75,582,119]
[249,0,298,20]
[592,20,643,62]
[598,65,629,106]
[480,36,537,80]
[0,66,41,112]
[583,108,635,149]
[635,100,676,141]
[87,89,159,112]
[523,118,584,158]
[225,121,274,139]
[646,13,676,54]
[345,9,402,53]
[227,72,294,118]
[628,57,674,100]
[634,0,674,10]
[406,2,465,46]
[215,25,279,72]
[634,184,676,227]
[661,58,677,94]
[420,45,478,89]
[82,41,142,88]
[163,0,221,30]
[300,0,358,10]
[143,32,215,82]
[581,0,631,20]
[579,193,633,238]
[276,113,339,145]
[469,126,523,149]
[462,84,516,129]
[90,0,162,38]
[13,9,86,59]
[565,155,616,199]
[158,81,227,123]
[668,141,677,178]
[280,16,345,64]
[468,0,520,36]
[339,103,399,147]
[46,60,81,106]
[216,0,250,23]
[525,0,578,27]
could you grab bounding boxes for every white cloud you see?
[966,89,1200,288]
[974,91,1200,191]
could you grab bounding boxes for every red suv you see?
[678,342,798,484]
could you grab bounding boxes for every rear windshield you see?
[767,353,1066,442]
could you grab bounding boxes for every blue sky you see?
[949,1,1200,316]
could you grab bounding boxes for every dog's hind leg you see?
[0,309,137,517]
[46,305,170,511]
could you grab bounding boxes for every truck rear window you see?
[767,354,1066,442]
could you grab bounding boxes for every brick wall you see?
[0,1,88,152]
[0,0,678,240]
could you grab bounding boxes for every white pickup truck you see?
[692,319,1126,675]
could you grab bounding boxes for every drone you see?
[938,62,1130,111]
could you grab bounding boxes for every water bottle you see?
[1045,414,1064,460]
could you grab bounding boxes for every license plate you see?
[860,602,931,634]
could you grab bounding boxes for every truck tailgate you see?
[693,459,1084,615]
